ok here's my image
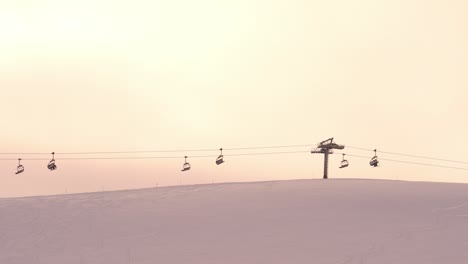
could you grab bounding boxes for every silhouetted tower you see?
[311,138,345,179]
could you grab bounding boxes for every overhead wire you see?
[346,145,468,165]
[2,142,468,173]
[0,149,217,155]
[224,144,313,151]
[0,150,310,161]
[0,144,314,156]
[335,153,468,171]
[5,144,466,164]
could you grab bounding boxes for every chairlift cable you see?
[335,153,468,171]
[3,144,466,165]
[0,150,310,161]
[0,144,314,156]
[346,146,468,164]
[2,142,468,173]
[223,144,314,151]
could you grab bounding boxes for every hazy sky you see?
[1,0,467,197]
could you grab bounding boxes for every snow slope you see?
[1,179,468,264]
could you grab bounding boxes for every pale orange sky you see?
[1,0,467,197]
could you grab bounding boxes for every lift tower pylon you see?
[311,138,345,179]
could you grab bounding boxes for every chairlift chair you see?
[181,156,191,172]
[369,149,379,167]
[15,159,24,174]
[216,148,224,165]
[339,154,349,168]
[47,152,57,171]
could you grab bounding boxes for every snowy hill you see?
[1,179,468,264]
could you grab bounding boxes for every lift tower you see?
[311,138,345,179]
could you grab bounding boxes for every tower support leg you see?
[323,150,329,179]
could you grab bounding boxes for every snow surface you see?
[1,179,468,264]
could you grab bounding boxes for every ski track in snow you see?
[1,179,468,264]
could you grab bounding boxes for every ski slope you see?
[1,179,468,264]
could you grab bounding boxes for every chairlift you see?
[370,149,379,167]
[47,152,57,171]
[181,156,191,172]
[339,154,349,168]
[15,159,24,174]
[216,148,224,165]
